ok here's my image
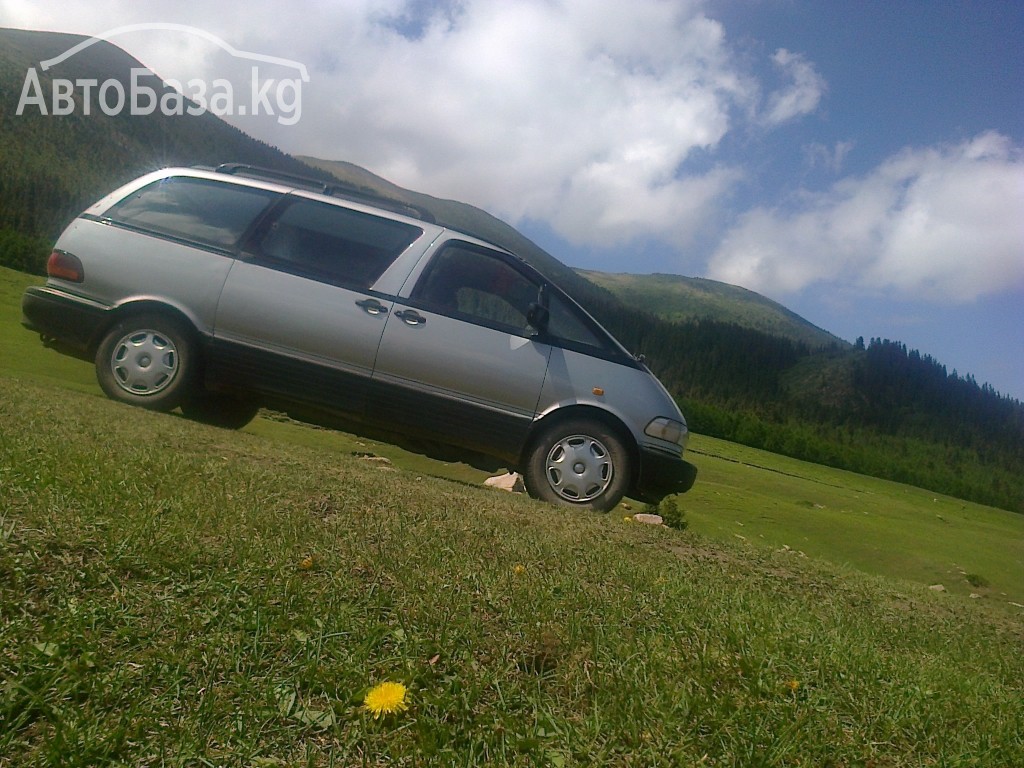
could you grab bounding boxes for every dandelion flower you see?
[363,681,408,718]
[513,564,526,575]
[299,556,315,571]
[623,516,633,523]
[785,679,800,692]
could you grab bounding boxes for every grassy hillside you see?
[2,368,1023,765]
[4,264,1022,606]
[576,269,846,350]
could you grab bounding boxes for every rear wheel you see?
[523,418,632,512]
[95,314,195,412]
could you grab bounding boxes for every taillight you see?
[46,250,84,283]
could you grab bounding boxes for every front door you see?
[370,242,551,460]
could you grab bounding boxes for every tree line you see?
[616,310,1024,512]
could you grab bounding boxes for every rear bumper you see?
[632,446,698,504]
[22,286,110,352]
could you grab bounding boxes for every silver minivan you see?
[22,165,696,511]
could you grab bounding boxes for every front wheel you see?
[95,314,196,412]
[523,418,632,512]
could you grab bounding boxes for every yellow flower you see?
[299,556,315,571]
[363,681,409,718]
[785,679,800,692]
[623,516,633,523]
[513,564,526,575]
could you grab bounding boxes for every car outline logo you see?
[38,22,309,81]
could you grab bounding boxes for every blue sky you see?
[717,1,1024,395]
[3,0,1023,397]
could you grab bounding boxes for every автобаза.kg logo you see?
[16,23,308,125]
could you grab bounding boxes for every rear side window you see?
[106,177,279,249]
[255,198,422,289]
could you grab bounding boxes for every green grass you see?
[4,263,1024,604]
[2,264,1024,764]
[682,436,1024,605]
[7,266,1019,608]
[2,376,1023,766]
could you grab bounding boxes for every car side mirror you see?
[527,302,550,334]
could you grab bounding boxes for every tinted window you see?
[415,245,540,332]
[107,177,278,248]
[257,198,422,289]
[547,293,606,348]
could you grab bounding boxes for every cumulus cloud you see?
[284,0,755,247]
[708,132,1024,301]
[0,0,770,248]
[1,0,841,258]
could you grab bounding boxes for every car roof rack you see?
[211,163,437,224]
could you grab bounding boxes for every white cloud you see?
[708,132,1024,301]
[760,48,826,126]
[0,0,762,248]
[284,0,754,248]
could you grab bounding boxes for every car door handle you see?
[394,309,427,326]
[356,298,388,315]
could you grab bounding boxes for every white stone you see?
[484,472,524,493]
[633,513,663,525]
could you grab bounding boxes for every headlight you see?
[645,417,685,444]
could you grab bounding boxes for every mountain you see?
[575,269,846,350]
[1,27,1021,512]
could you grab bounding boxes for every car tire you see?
[180,392,259,430]
[523,417,631,512]
[95,314,195,412]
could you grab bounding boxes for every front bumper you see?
[632,446,698,504]
[22,285,111,353]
